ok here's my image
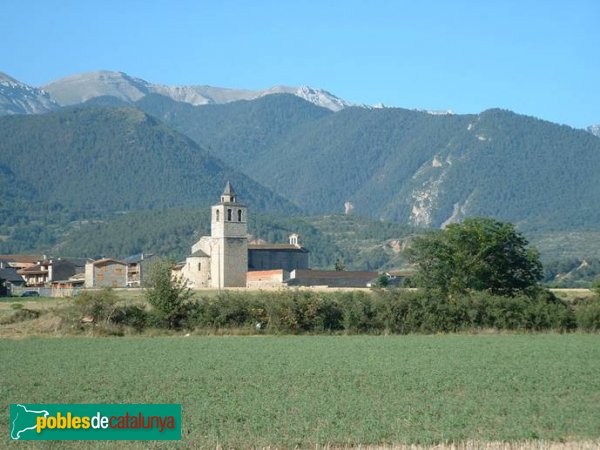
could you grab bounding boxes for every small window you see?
[198,263,201,271]
[216,210,220,222]
[238,209,242,222]
[227,208,232,221]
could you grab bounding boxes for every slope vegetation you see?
[133,96,600,231]
[0,106,296,213]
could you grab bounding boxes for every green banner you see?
[10,404,181,440]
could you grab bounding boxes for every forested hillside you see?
[132,95,600,231]
[52,210,418,271]
[0,106,297,213]
[135,93,333,167]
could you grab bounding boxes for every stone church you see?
[181,182,248,289]
[179,182,309,289]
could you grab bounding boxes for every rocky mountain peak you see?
[0,71,58,115]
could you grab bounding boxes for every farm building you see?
[247,269,289,288]
[286,269,378,288]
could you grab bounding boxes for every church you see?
[179,182,309,289]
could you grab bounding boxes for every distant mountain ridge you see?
[41,70,352,111]
[0,72,58,115]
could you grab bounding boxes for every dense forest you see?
[0,106,297,214]
[133,94,600,231]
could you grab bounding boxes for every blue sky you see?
[3,0,599,128]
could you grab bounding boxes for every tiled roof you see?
[18,264,46,274]
[89,258,126,266]
[291,270,378,280]
[69,273,86,281]
[123,253,154,264]
[0,254,44,264]
[0,267,25,283]
[249,244,308,252]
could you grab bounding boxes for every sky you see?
[3,0,599,128]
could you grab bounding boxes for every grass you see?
[2,334,600,448]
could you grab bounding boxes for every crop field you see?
[2,334,600,449]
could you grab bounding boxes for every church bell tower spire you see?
[210,181,248,288]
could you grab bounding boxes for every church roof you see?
[223,181,235,196]
[189,249,209,258]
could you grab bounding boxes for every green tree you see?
[407,217,543,297]
[334,257,346,271]
[144,259,193,329]
[374,273,389,288]
[75,288,119,324]
[592,275,600,297]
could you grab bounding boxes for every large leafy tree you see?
[407,218,543,297]
[144,259,193,329]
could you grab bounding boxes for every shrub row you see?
[184,289,579,333]
[100,289,600,334]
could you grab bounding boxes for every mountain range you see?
[1,69,600,271]
[40,70,352,112]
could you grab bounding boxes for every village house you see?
[17,258,85,287]
[0,267,26,296]
[84,258,127,288]
[0,254,44,271]
[123,253,155,287]
[51,273,86,296]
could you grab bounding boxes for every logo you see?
[10,404,181,441]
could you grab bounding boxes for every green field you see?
[2,335,600,448]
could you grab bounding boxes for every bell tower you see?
[210,181,248,288]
